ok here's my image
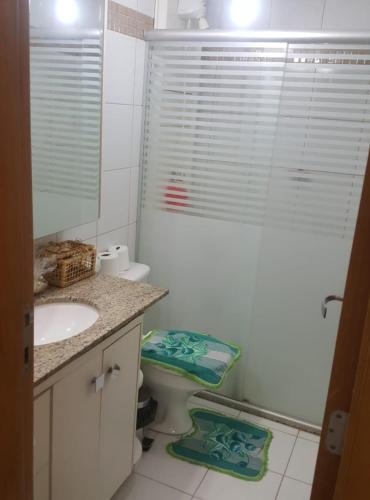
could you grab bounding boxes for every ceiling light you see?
[55,0,79,25]
[230,0,260,28]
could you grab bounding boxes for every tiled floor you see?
[113,397,319,500]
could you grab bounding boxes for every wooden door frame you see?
[333,297,370,499]
[0,0,34,499]
[1,0,370,496]
[311,151,370,499]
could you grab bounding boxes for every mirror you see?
[30,0,104,238]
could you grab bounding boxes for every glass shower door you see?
[138,35,370,424]
[242,41,369,425]
[139,39,288,399]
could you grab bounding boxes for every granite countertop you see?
[34,274,168,385]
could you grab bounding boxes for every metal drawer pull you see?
[92,373,105,392]
[107,364,121,378]
[321,295,344,318]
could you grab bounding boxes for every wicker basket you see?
[41,240,96,288]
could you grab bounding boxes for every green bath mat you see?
[167,409,272,481]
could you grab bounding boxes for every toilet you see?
[120,263,204,435]
[122,263,240,437]
[141,329,241,436]
[119,262,150,283]
[141,362,202,435]
[119,261,150,463]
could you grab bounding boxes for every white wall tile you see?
[134,40,146,105]
[104,0,109,29]
[115,0,138,9]
[131,106,144,167]
[162,0,370,31]
[97,226,129,252]
[138,0,156,17]
[34,233,57,250]
[154,0,168,28]
[165,0,186,29]
[56,221,97,242]
[270,0,325,30]
[98,169,130,234]
[102,104,133,170]
[207,0,225,29]
[322,0,370,30]
[129,167,140,224]
[128,222,137,260]
[83,236,98,247]
[103,31,136,104]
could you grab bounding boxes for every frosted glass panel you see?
[243,229,352,424]
[30,0,104,238]
[243,43,370,424]
[139,37,370,424]
[140,211,262,399]
[140,40,287,398]
[142,40,288,226]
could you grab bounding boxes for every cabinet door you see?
[34,465,49,500]
[52,354,102,500]
[99,325,141,500]
[34,390,51,500]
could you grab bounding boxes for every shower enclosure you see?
[138,31,370,426]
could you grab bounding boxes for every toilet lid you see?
[141,329,241,389]
[119,262,150,282]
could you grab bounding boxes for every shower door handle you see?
[322,295,344,318]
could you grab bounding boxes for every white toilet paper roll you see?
[108,244,130,271]
[97,252,119,277]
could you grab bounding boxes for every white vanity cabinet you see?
[52,353,102,500]
[33,319,142,500]
[99,327,141,500]
[34,390,51,500]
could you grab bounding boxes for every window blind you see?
[142,40,370,238]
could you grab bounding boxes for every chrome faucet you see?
[321,295,344,318]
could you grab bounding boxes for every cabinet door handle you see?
[107,364,121,378]
[91,373,105,392]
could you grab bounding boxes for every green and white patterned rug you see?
[167,409,273,481]
[141,329,241,389]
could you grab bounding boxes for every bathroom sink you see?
[34,302,99,346]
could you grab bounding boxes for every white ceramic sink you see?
[34,302,99,346]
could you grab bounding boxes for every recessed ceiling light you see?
[55,0,79,25]
[230,0,260,28]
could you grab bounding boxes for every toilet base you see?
[149,385,197,435]
[133,435,142,464]
[142,363,203,436]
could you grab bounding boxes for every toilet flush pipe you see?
[177,0,209,30]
